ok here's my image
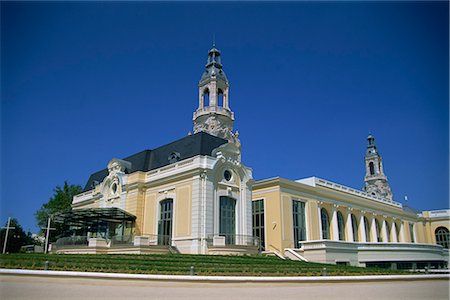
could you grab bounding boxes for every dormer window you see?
[168,152,181,164]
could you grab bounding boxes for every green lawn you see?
[0,253,408,276]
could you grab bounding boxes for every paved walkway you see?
[1,275,449,299]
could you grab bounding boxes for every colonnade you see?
[318,203,414,243]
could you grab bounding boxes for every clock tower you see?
[363,134,393,201]
[193,46,240,147]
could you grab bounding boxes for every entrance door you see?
[219,196,236,244]
[158,199,173,245]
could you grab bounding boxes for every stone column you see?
[370,215,378,242]
[224,88,229,109]
[391,222,398,243]
[381,219,388,242]
[209,81,217,106]
[198,87,204,108]
[398,221,405,242]
[345,209,354,242]
[317,204,323,239]
[359,213,367,242]
[331,205,339,241]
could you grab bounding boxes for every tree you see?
[35,181,83,241]
[0,218,34,253]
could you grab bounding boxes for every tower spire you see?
[193,46,240,147]
[363,134,393,201]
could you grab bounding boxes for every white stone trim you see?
[1,269,448,282]
[296,177,402,208]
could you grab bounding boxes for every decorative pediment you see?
[212,142,241,165]
[107,158,132,175]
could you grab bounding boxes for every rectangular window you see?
[293,200,306,247]
[220,196,236,245]
[252,199,265,250]
[410,223,415,243]
[158,199,173,245]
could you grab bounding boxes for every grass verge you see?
[0,253,410,276]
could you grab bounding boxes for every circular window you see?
[224,170,232,182]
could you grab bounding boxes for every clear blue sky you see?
[1,1,448,232]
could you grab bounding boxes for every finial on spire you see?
[212,33,216,47]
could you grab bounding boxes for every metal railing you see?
[141,234,171,246]
[206,234,259,248]
[53,234,173,248]
[109,235,134,246]
[52,236,88,249]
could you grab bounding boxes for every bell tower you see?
[363,134,393,201]
[193,46,240,147]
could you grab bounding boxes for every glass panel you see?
[386,222,391,242]
[375,220,382,242]
[410,223,415,243]
[435,227,449,248]
[252,199,265,250]
[351,214,358,242]
[293,200,306,247]
[220,196,236,244]
[364,217,370,242]
[321,208,329,240]
[337,211,345,241]
[158,199,173,245]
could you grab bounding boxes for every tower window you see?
[203,88,210,106]
[369,162,375,175]
[218,89,224,107]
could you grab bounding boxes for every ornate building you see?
[55,46,255,255]
[54,46,449,269]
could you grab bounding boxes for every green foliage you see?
[35,181,82,240]
[0,218,34,253]
[0,253,409,276]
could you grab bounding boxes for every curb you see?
[1,269,449,283]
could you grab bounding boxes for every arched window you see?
[369,162,375,175]
[158,199,173,245]
[396,222,401,242]
[203,88,210,106]
[337,211,345,241]
[351,214,358,242]
[220,196,236,244]
[364,217,371,242]
[386,222,391,242]
[435,227,449,249]
[321,208,330,240]
[375,219,382,242]
[218,89,224,107]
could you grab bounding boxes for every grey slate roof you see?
[83,132,228,191]
[403,205,421,216]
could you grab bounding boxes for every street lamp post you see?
[42,216,56,254]
[2,217,16,254]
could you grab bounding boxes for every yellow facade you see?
[252,177,449,260]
